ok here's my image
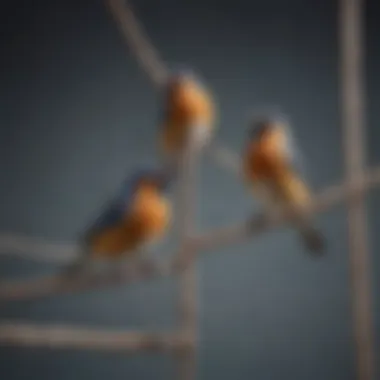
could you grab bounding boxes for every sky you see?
[0,0,379,379]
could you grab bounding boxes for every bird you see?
[62,166,174,277]
[158,70,216,172]
[242,115,325,255]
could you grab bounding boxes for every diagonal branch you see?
[190,166,380,252]
[0,258,172,302]
[0,166,379,303]
[206,141,242,176]
[106,0,242,181]
[106,0,241,180]
[0,234,78,264]
[106,0,168,87]
[0,321,192,352]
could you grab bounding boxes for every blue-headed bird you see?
[63,167,173,276]
[158,71,216,170]
[243,116,325,255]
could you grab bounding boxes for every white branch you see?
[190,166,380,252]
[0,166,379,302]
[175,126,202,380]
[206,141,241,176]
[0,234,78,264]
[176,125,201,242]
[0,321,191,352]
[0,258,172,302]
[340,1,375,379]
[106,0,168,87]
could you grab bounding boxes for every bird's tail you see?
[275,175,326,255]
[297,223,326,255]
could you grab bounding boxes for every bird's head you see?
[248,113,289,142]
[129,166,174,194]
[165,68,200,97]
[248,118,276,140]
[247,107,290,141]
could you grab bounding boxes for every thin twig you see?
[0,258,172,302]
[175,127,201,380]
[106,0,168,87]
[190,166,380,253]
[176,128,201,242]
[0,167,379,302]
[0,321,191,352]
[0,234,78,264]
[206,141,242,176]
[106,0,242,182]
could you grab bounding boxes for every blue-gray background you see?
[1,0,379,379]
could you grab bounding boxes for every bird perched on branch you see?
[158,71,216,169]
[62,167,173,276]
[243,115,325,255]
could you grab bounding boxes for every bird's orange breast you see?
[170,81,214,126]
[132,190,172,239]
[89,188,171,259]
[243,138,312,208]
[89,224,141,258]
[244,140,287,182]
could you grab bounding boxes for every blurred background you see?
[0,0,379,379]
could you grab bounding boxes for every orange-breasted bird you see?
[243,116,325,255]
[158,71,216,170]
[63,166,173,276]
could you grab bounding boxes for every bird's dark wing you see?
[82,178,137,244]
[82,201,125,244]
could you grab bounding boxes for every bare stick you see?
[206,140,242,176]
[0,321,191,352]
[105,0,243,183]
[0,258,172,302]
[0,234,78,264]
[176,128,201,241]
[175,127,202,380]
[190,166,380,252]
[340,1,375,379]
[106,0,168,87]
[1,167,380,302]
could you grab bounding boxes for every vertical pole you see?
[176,127,201,380]
[177,264,198,380]
[339,1,375,379]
